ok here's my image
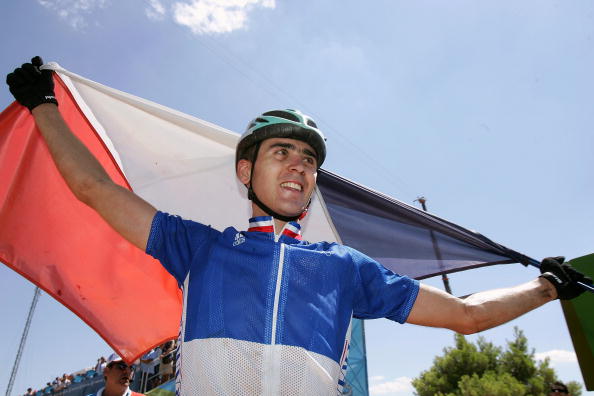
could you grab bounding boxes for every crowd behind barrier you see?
[21,340,178,396]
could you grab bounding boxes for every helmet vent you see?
[256,118,268,123]
[306,119,318,128]
[263,110,300,122]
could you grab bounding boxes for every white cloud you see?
[146,0,166,20]
[37,0,108,29]
[535,349,577,365]
[370,377,414,395]
[370,375,386,381]
[172,0,275,34]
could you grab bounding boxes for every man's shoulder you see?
[151,210,227,239]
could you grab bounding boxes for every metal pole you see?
[6,286,41,396]
[415,197,453,295]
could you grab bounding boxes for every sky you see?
[1,0,593,395]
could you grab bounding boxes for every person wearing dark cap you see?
[549,381,570,396]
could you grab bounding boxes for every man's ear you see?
[237,159,252,185]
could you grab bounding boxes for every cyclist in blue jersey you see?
[7,58,592,395]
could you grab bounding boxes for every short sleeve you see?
[350,248,420,323]
[146,211,220,284]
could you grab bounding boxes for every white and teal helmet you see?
[236,109,327,222]
[236,109,327,168]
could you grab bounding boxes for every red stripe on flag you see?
[0,74,182,363]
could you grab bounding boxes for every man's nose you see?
[287,153,305,172]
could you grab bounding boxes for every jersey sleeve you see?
[350,248,420,323]
[145,211,220,285]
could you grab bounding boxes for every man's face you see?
[104,361,134,389]
[238,137,318,219]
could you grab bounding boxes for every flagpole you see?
[5,286,41,396]
[415,197,453,295]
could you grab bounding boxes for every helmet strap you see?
[246,141,308,223]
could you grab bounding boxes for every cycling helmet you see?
[236,109,327,222]
[236,109,326,168]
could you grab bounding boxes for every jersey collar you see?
[248,216,302,241]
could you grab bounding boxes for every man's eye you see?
[304,157,315,165]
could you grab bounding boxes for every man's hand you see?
[539,256,592,300]
[6,56,58,111]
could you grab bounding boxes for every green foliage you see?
[412,327,582,396]
[567,381,583,396]
[458,371,526,396]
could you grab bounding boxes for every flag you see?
[0,63,536,363]
[317,170,533,280]
[561,254,594,390]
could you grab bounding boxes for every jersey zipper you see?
[270,242,285,345]
[264,241,286,395]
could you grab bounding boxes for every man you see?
[138,347,160,392]
[549,381,570,396]
[158,341,175,385]
[86,354,143,396]
[6,57,592,395]
[95,357,107,375]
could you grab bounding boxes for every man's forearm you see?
[32,103,113,204]
[408,278,558,334]
[462,277,557,333]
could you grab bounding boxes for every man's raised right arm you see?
[7,57,156,250]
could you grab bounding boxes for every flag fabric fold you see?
[0,63,536,362]
[317,169,533,280]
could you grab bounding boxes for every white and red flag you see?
[0,63,532,363]
[0,64,338,362]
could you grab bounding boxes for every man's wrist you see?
[537,275,559,300]
[31,102,59,116]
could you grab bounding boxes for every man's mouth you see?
[280,181,303,191]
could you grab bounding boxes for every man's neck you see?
[251,206,295,235]
[273,218,289,234]
[101,386,129,396]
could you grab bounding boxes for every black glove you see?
[6,56,58,112]
[539,256,592,300]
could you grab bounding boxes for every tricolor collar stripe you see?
[247,216,302,240]
[248,225,274,233]
[282,228,302,240]
[248,216,275,229]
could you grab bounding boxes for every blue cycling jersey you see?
[146,211,419,396]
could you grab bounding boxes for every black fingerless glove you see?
[539,256,593,300]
[6,56,58,112]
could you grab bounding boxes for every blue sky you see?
[1,1,593,395]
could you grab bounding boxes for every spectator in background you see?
[52,377,62,392]
[158,341,175,384]
[95,356,107,374]
[61,373,71,389]
[24,388,35,396]
[549,381,570,396]
[42,382,53,395]
[138,348,160,392]
[86,353,143,396]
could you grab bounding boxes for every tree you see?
[412,327,582,396]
